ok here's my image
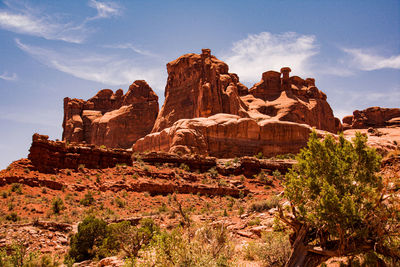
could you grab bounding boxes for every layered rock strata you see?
[343,107,400,130]
[151,48,248,133]
[245,67,340,133]
[29,134,132,173]
[62,80,159,148]
[134,114,313,158]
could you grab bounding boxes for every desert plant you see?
[248,196,279,213]
[179,163,190,172]
[67,216,108,262]
[10,183,22,195]
[5,212,20,222]
[80,191,95,206]
[281,131,400,266]
[52,197,65,214]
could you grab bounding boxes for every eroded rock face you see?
[246,68,340,133]
[62,80,159,148]
[342,107,400,130]
[134,114,314,158]
[151,49,248,133]
[29,134,132,173]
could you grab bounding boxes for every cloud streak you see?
[0,0,122,43]
[342,48,400,71]
[0,71,17,81]
[87,0,121,20]
[222,32,319,84]
[15,39,166,92]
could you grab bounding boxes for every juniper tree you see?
[281,131,400,267]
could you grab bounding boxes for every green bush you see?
[67,216,108,262]
[10,183,22,195]
[52,197,65,214]
[80,191,95,206]
[5,212,20,222]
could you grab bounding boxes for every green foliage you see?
[208,167,218,178]
[283,131,400,264]
[285,132,382,236]
[51,197,65,214]
[80,191,95,206]
[67,216,108,262]
[5,212,20,222]
[254,152,264,159]
[102,218,159,258]
[11,183,22,194]
[0,242,60,267]
[179,163,190,172]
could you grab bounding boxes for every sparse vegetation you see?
[179,163,190,172]
[80,191,95,206]
[52,197,65,214]
[248,196,279,213]
[10,183,22,195]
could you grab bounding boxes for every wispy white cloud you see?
[87,0,121,20]
[0,71,17,81]
[15,39,166,92]
[342,48,400,71]
[0,1,89,43]
[222,32,319,83]
[103,43,158,58]
[0,0,122,43]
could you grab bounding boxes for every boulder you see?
[62,80,159,148]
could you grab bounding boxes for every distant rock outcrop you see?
[62,80,159,148]
[151,49,248,133]
[245,67,340,133]
[342,107,400,130]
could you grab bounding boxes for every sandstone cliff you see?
[342,107,400,130]
[151,49,248,133]
[134,114,314,158]
[62,80,159,148]
[244,67,340,133]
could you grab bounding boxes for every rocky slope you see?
[63,80,159,148]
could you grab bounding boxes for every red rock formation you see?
[342,107,400,130]
[246,68,340,133]
[134,114,314,158]
[62,80,158,148]
[29,134,132,173]
[151,49,248,133]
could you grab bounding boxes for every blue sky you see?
[0,0,399,169]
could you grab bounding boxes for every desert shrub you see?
[11,183,22,194]
[254,152,264,159]
[243,231,290,266]
[67,216,108,262]
[141,224,233,267]
[102,218,159,259]
[114,197,125,208]
[272,169,283,180]
[282,131,400,265]
[208,167,218,178]
[179,163,190,172]
[257,171,272,185]
[5,212,20,222]
[52,197,65,214]
[80,191,95,206]
[248,196,279,213]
